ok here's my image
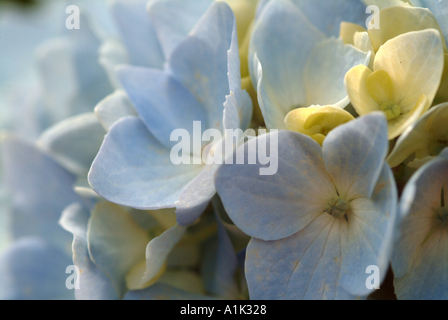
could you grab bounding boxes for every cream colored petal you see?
[303,106,354,131]
[362,0,411,11]
[387,102,448,167]
[366,69,393,103]
[387,94,427,140]
[344,64,380,115]
[407,156,435,169]
[284,107,319,134]
[340,22,367,45]
[368,6,445,52]
[374,29,444,111]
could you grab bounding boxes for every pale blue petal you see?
[304,38,370,107]
[87,202,149,299]
[322,113,389,200]
[117,66,209,149]
[112,0,164,68]
[0,135,81,252]
[249,0,325,121]
[223,89,253,133]
[412,0,448,44]
[216,131,335,241]
[0,237,74,300]
[88,116,202,210]
[252,55,287,130]
[147,0,213,59]
[291,0,367,37]
[168,1,235,131]
[94,89,137,131]
[245,214,355,300]
[176,164,219,226]
[340,164,397,297]
[37,113,106,175]
[392,156,448,299]
[59,203,118,300]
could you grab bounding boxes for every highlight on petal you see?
[94,90,137,131]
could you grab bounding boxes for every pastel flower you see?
[387,102,448,168]
[284,105,355,146]
[215,113,398,299]
[392,149,448,300]
[249,0,370,130]
[59,200,242,300]
[345,29,444,140]
[89,2,252,226]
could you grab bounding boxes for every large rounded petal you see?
[216,131,335,241]
[340,164,398,297]
[392,156,448,299]
[303,38,370,107]
[37,113,106,175]
[88,116,203,210]
[245,213,355,300]
[322,113,389,200]
[117,66,209,149]
[374,29,444,111]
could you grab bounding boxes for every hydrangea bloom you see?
[88,1,252,226]
[216,113,398,299]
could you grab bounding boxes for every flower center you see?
[435,208,448,229]
[429,137,448,156]
[380,101,401,120]
[324,197,349,220]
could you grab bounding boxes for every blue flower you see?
[215,113,398,299]
[89,1,252,226]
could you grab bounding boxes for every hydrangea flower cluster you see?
[0,0,448,300]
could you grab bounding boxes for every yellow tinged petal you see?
[284,107,317,134]
[366,69,393,103]
[368,6,446,52]
[339,22,366,45]
[387,94,427,140]
[303,106,354,131]
[374,29,444,112]
[224,0,258,46]
[344,64,380,115]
